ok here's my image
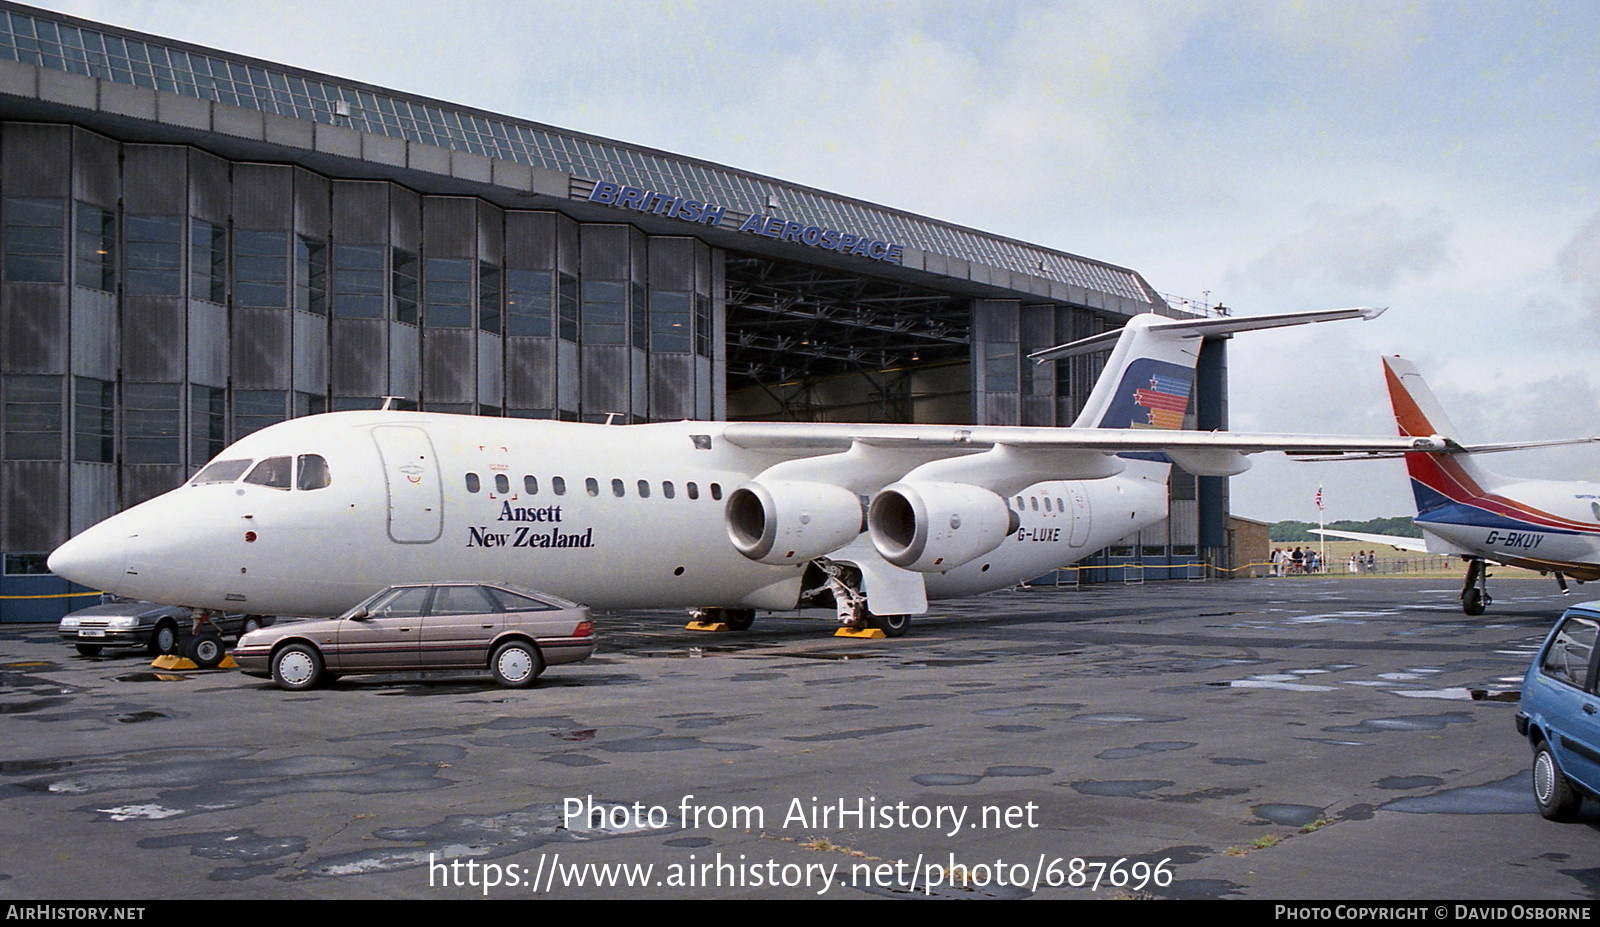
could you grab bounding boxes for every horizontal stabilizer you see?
[1029,306,1385,363]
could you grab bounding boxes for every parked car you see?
[1516,601,1600,820]
[58,596,269,658]
[232,582,596,690]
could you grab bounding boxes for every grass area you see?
[1251,538,1542,580]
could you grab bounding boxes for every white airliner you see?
[1315,356,1600,615]
[48,307,1447,635]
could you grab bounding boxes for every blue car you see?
[1517,602,1600,821]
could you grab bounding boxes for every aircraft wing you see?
[1311,528,1432,553]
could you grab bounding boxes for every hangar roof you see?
[0,1,1162,316]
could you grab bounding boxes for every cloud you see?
[1558,205,1600,334]
[1242,203,1452,292]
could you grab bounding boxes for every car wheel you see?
[148,622,179,656]
[1463,587,1486,616]
[271,643,324,691]
[1533,742,1583,822]
[74,643,104,656]
[870,613,911,638]
[241,616,263,635]
[187,633,226,669]
[491,640,543,688]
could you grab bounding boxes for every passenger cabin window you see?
[710,482,722,500]
[552,476,566,495]
[663,481,675,499]
[191,458,252,485]
[637,479,651,498]
[524,475,538,495]
[687,482,699,500]
[1542,615,1599,690]
[296,454,332,490]
[612,478,625,498]
[585,477,599,497]
[244,456,293,489]
[465,473,481,493]
[494,474,510,494]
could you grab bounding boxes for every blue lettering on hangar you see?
[588,179,905,265]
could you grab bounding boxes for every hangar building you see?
[0,2,1229,622]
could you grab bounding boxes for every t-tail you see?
[1031,306,1390,431]
[1381,355,1506,516]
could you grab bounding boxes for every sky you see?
[33,0,1600,521]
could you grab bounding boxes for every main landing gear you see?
[1460,559,1491,616]
[806,560,910,638]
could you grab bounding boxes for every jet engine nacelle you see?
[868,481,1018,573]
[725,479,866,565]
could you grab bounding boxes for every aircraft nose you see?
[48,521,128,591]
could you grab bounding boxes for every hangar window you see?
[479,261,502,334]
[294,234,327,315]
[506,269,553,337]
[234,390,286,440]
[73,376,114,464]
[524,475,538,495]
[244,456,292,489]
[557,273,579,342]
[494,473,510,494]
[296,454,332,490]
[393,248,419,325]
[425,258,473,328]
[4,197,64,283]
[581,280,627,345]
[651,291,692,353]
[74,202,115,292]
[695,293,713,358]
[333,244,384,318]
[552,476,566,495]
[190,219,226,304]
[465,473,481,493]
[124,382,182,464]
[235,229,288,307]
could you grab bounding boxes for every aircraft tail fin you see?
[1035,306,1386,431]
[1382,355,1505,511]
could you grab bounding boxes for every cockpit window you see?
[243,456,293,489]
[296,454,332,490]
[190,459,253,485]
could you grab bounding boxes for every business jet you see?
[1315,356,1600,615]
[48,306,1446,638]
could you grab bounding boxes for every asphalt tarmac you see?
[2,575,1597,900]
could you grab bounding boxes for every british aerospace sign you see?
[587,179,905,265]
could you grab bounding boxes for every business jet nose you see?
[48,521,128,591]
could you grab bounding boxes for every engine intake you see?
[725,480,865,565]
[868,481,1017,572]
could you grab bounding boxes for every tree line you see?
[1268,516,1421,542]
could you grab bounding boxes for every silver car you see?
[232,582,596,690]
[58,597,267,658]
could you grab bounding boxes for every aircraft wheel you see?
[272,643,324,691]
[723,609,755,631]
[241,616,263,635]
[75,643,103,656]
[491,640,543,688]
[870,613,911,638]
[148,622,179,656]
[187,633,226,669]
[1534,742,1583,822]
[1463,588,1487,616]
